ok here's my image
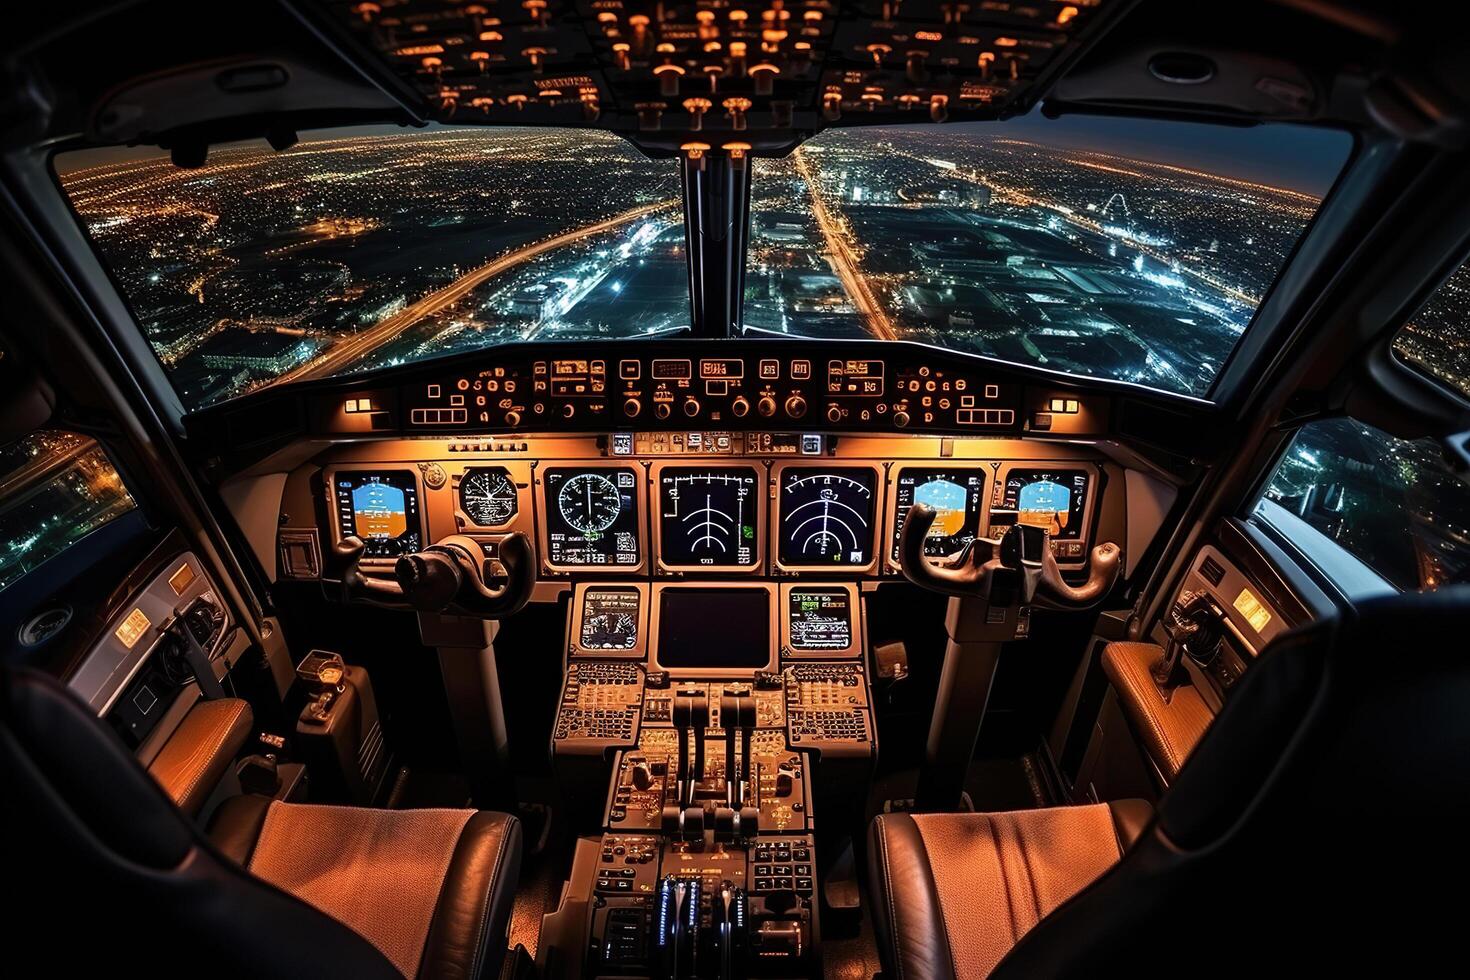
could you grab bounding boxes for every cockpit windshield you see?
[746,117,1351,397]
[56,115,1349,410]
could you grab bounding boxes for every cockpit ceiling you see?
[298,0,1128,152]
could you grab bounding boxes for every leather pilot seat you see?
[0,666,521,980]
[869,588,1470,977]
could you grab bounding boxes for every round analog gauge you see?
[778,467,877,566]
[558,472,622,534]
[459,467,518,526]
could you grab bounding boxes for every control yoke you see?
[329,532,534,619]
[898,503,1121,610]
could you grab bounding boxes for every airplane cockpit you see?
[3,1,1470,977]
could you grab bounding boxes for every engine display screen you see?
[891,468,987,561]
[579,588,641,651]
[777,467,878,567]
[657,466,760,568]
[543,467,641,568]
[999,470,1090,539]
[332,471,422,559]
[787,588,853,651]
[657,589,770,669]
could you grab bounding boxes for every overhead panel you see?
[300,0,1127,150]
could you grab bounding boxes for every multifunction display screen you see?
[787,589,853,651]
[543,467,640,567]
[998,470,1090,539]
[657,466,759,568]
[891,468,987,560]
[579,588,641,650]
[332,471,422,559]
[657,589,770,669]
[777,467,878,567]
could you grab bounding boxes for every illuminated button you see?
[1065,400,1080,413]
[790,360,811,379]
[427,384,441,399]
[985,384,999,399]
[760,359,780,379]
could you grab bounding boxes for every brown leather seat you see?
[869,801,1150,980]
[0,665,522,979]
[869,588,1470,977]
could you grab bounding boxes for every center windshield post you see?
[682,150,752,338]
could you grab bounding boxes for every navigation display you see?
[778,467,878,567]
[787,589,853,651]
[332,471,422,559]
[657,588,770,669]
[998,470,1090,539]
[891,468,987,560]
[543,467,640,567]
[657,466,759,568]
[579,588,641,651]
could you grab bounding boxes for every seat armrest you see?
[148,698,253,817]
[1101,642,1214,781]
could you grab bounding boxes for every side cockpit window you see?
[1392,258,1470,400]
[1252,259,1470,596]
[0,430,137,592]
[1253,419,1470,594]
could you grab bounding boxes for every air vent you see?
[278,529,322,580]
[1199,555,1226,586]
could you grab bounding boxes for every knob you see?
[893,410,910,428]
[559,403,575,419]
[731,396,750,418]
[826,405,842,424]
[623,397,641,418]
[683,397,701,418]
[655,402,672,420]
[757,395,778,418]
[785,395,807,419]
[504,410,522,427]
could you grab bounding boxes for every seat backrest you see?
[994,587,1470,975]
[0,665,400,977]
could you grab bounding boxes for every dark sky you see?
[983,109,1353,196]
[59,111,1353,198]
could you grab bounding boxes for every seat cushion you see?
[209,798,521,979]
[869,804,1139,980]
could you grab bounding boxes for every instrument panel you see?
[309,437,1106,583]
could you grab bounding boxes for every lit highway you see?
[793,148,897,341]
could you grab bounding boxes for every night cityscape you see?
[0,430,136,591]
[58,119,1467,412]
[59,128,684,410]
[1262,419,1470,590]
[748,126,1332,396]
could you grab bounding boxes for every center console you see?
[547,581,875,978]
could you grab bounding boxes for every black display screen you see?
[890,468,986,560]
[787,588,853,651]
[998,470,1090,539]
[332,470,422,559]
[580,588,641,651]
[777,467,878,567]
[543,467,641,567]
[657,589,770,669]
[657,466,760,567]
